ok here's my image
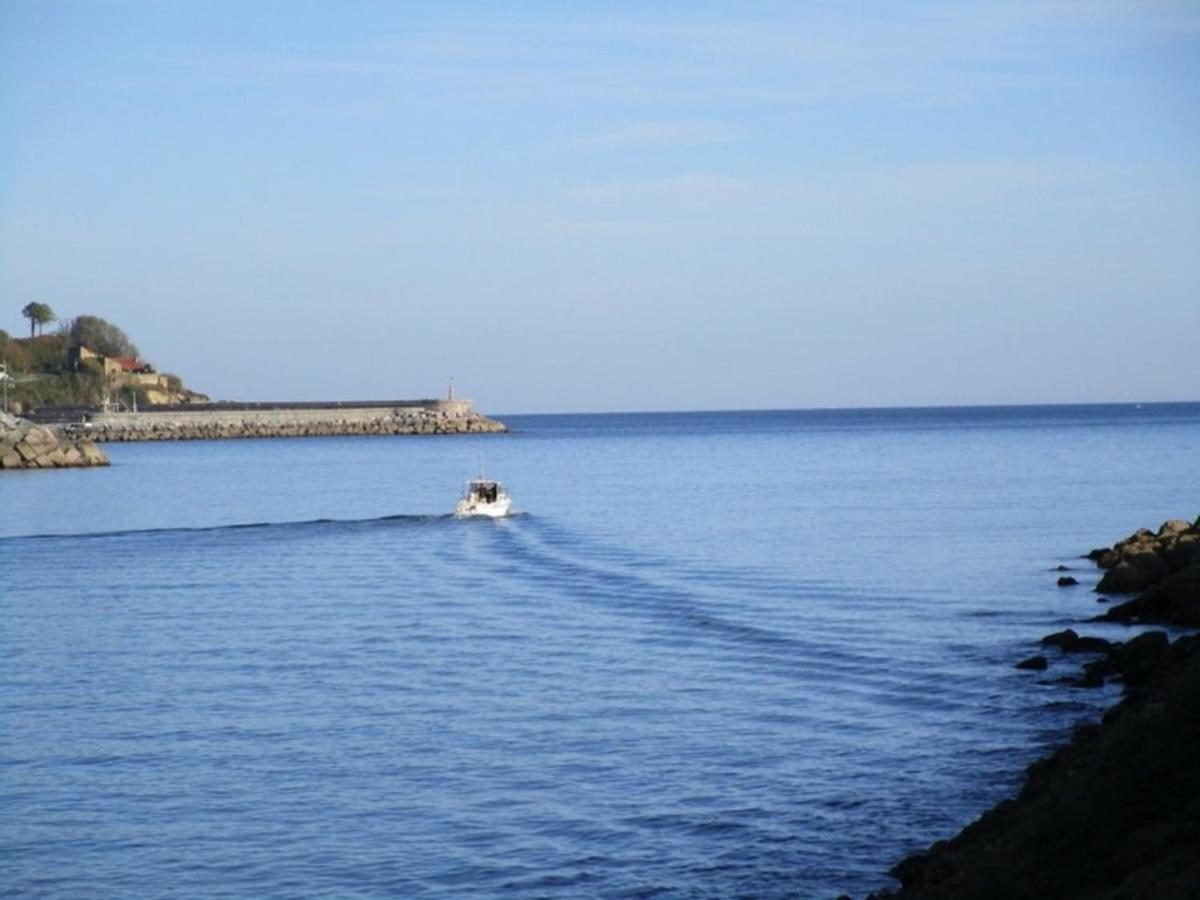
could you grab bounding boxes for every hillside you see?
[1,318,207,414]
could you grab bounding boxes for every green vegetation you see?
[2,331,64,374]
[2,308,169,413]
[8,371,111,409]
[67,315,139,359]
[2,331,98,411]
[21,302,56,337]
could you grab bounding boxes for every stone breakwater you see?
[0,412,109,469]
[60,406,508,443]
[869,515,1200,900]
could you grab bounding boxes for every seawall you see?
[36,400,507,443]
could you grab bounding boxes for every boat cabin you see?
[467,480,502,503]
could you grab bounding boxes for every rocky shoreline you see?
[0,412,109,469]
[1089,520,1200,628]
[869,516,1200,900]
[58,407,507,442]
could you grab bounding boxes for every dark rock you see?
[875,519,1200,899]
[1096,561,1150,594]
[1057,576,1079,586]
[1055,565,1072,571]
[1071,667,1107,688]
[880,637,1200,899]
[889,852,928,889]
[1099,576,1200,627]
[1129,550,1170,582]
[1016,655,1048,670]
[1067,657,1116,686]
[1136,585,1172,621]
[1040,628,1080,649]
[1113,631,1170,687]
[1067,636,1113,654]
[1162,564,1200,627]
[1039,628,1111,655]
[1099,597,1142,622]
[1158,535,1200,570]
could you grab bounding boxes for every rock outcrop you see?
[874,634,1200,900]
[870,517,1200,899]
[0,412,109,469]
[1090,518,1200,627]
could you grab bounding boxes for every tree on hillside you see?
[66,315,140,359]
[21,302,57,337]
[20,302,37,336]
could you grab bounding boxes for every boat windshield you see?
[469,481,501,502]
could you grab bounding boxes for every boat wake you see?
[0,512,461,544]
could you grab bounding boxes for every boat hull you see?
[455,498,513,518]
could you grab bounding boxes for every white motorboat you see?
[455,478,513,518]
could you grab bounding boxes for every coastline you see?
[869,517,1200,899]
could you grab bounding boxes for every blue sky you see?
[2,1,1197,412]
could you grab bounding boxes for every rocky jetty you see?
[0,412,109,469]
[60,407,507,442]
[870,516,1200,900]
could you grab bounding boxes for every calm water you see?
[2,404,1198,898]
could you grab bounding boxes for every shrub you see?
[23,335,69,373]
[11,372,106,411]
[2,337,32,371]
[66,315,139,359]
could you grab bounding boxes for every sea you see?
[2,403,1198,899]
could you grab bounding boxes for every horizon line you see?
[492,399,1200,417]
